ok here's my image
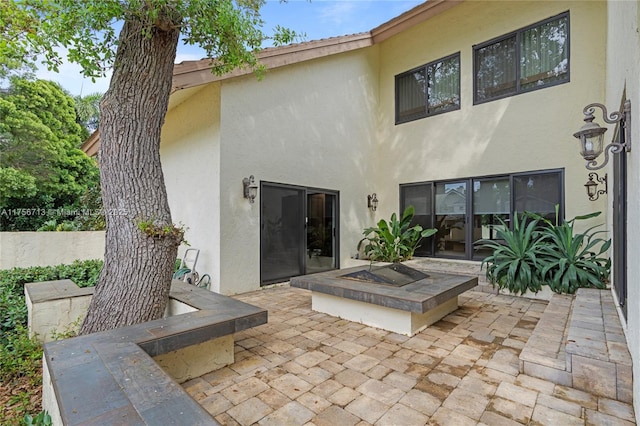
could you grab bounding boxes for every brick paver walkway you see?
[183,286,636,425]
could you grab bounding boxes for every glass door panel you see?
[513,172,562,221]
[260,185,305,285]
[306,193,337,274]
[401,184,434,256]
[435,181,467,257]
[473,177,510,259]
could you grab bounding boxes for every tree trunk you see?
[80,16,181,334]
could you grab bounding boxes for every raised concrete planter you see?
[26,280,267,425]
[499,285,555,301]
[26,280,93,342]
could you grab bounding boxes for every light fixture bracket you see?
[585,172,607,201]
[367,193,378,211]
[243,175,258,203]
[574,100,631,170]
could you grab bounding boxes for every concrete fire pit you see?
[290,263,477,336]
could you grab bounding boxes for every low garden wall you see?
[0,231,105,269]
[26,279,267,425]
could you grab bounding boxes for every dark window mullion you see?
[515,31,522,93]
[424,65,430,116]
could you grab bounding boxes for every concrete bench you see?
[27,280,267,425]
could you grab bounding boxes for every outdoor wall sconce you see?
[584,172,607,201]
[243,175,258,203]
[573,99,631,170]
[367,193,378,211]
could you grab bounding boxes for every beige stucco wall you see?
[605,1,640,422]
[161,84,222,292]
[159,1,614,297]
[217,48,380,294]
[376,1,608,230]
[0,231,105,269]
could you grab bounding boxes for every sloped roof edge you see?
[371,0,464,43]
[172,32,373,91]
[81,129,100,157]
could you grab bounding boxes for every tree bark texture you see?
[80,15,181,334]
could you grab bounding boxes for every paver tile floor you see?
[183,285,636,425]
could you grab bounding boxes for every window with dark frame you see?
[474,12,569,104]
[400,169,564,260]
[396,52,460,124]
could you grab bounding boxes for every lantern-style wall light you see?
[367,193,378,211]
[584,172,607,201]
[243,175,258,203]
[573,100,631,170]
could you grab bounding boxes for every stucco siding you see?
[606,1,640,422]
[376,1,608,230]
[218,48,380,294]
[161,83,222,291]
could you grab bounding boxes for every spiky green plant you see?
[532,211,610,294]
[479,213,545,295]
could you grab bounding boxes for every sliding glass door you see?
[261,183,338,285]
[306,192,337,274]
[472,177,510,258]
[435,181,468,258]
[400,184,434,256]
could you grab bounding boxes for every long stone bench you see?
[26,280,267,425]
[519,288,632,403]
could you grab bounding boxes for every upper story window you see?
[474,12,569,104]
[396,53,460,124]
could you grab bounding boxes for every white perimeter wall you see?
[606,1,640,422]
[161,84,222,292]
[0,232,105,269]
[375,1,608,230]
[218,49,380,294]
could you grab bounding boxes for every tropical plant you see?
[479,213,545,295]
[531,211,610,294]
[358,206,437,263]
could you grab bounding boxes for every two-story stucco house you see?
[83,1,640,418]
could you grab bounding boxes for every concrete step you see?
[519,288,633,403]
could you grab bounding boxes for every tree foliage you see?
[74,92,102,137]
[0,78,100,230]
[2,0,300,334]
[2,1,298,79]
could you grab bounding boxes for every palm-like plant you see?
[357,206,437,263]
[479,213,544,295]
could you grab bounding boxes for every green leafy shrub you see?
[358,206,437,263]
[24,411,52,426]
[533,211,610,294]
[0,325,42,385]
[479,210,611,295]
[479,213,544,295]
[0,259,102,342]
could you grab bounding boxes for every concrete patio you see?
[182,262,636,425]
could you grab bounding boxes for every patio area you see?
[182,264,636,425]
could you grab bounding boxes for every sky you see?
[34,0,423,96]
